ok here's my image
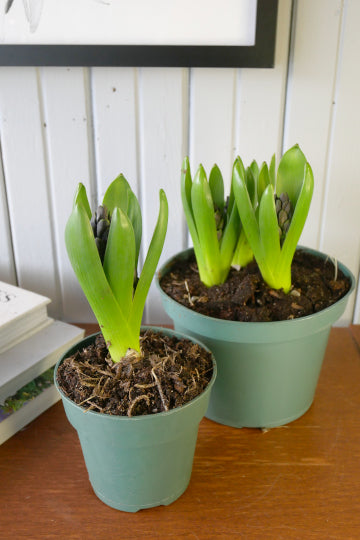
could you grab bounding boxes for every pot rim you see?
[54,325,217,422]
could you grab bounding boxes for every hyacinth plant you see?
[65,175,168,363]
[232,144,314,293]
[181,157,255,287]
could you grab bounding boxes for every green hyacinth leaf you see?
[249,160,259,185]
[219,197,241,269]
[130,189,168,335]
[102,174,130,214]
[126,189,142,267]
[232,159,262,261]
[232,229,253,269]
[191,164,221,285]
[276,144,307,207]
[209,164,225,211]
[103,207,136,320]
[257,162,271,202]
[245,166,257,207]
[269,153,276,187]
[103,175,142,266]
[258,184,281,273]
[181,157,198,247]
[279,162,314,287]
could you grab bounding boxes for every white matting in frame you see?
[0,0,257,46]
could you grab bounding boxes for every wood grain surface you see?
[1,324,359,539]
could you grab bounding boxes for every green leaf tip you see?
[73,182,92,218]
[102,175,142,266]
[65,177,168,363]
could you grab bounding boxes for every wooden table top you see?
[1,324,360,539]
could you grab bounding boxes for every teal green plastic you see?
[54,326,216,512]
[156,248,355,428]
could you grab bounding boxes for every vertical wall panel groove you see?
[36,67,63,319]
[235,0,292,166]
[84,67,98,209]
[91,67,139,200]
[138,68,189,323]
[317,0,360,323]
[318,2,346,253]
[0,67,60,317]
[181,67,191,252]
[189,67,236,191]
[40,67,95,322]
[280,0,296,153]
[137,67,146,287]
[0,140,16,285]
[282,0,344,249]
[134,67,143,242]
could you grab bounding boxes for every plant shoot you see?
[65,175,168,363]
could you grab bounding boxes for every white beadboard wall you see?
[0,0,358,326]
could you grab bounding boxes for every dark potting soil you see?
[56,330,213,417]
[160,249,351,322]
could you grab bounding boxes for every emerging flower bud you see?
[91,205,111,262]
[274,192,293,246]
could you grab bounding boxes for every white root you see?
[151,367,169,412]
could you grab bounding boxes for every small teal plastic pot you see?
[54,326,216,512]
[156,248,355,429]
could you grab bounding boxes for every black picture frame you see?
[0,0,278,68]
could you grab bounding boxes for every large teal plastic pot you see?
[54,326,216,512]
[156,248,355,429]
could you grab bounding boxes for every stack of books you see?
[0,281,84,445]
